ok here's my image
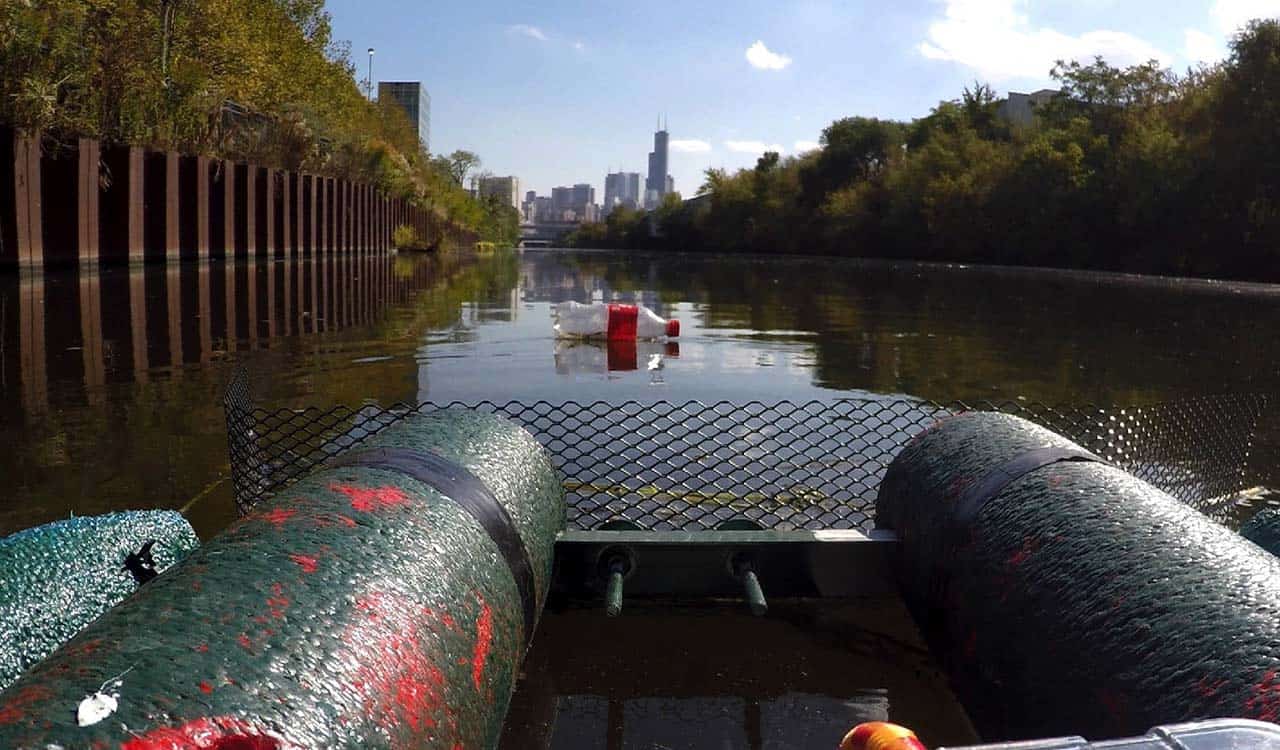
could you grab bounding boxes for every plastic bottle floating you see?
[553,302,680,340]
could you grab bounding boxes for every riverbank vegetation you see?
[0,0,517,244]
[571,20,1280,281]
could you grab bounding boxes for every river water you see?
[2,247,1277,537]
[2,247,1278,747]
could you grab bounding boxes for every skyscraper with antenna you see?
[644,116,671,210]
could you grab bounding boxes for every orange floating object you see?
[840,722,928,750]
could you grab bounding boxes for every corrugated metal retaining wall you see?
[0,127,460,270]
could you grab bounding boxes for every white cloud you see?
[573,40,585,51]
[794,140,821,152]
[745,40,793,70]
[1179,1,1279,66]
[1183,28,1224,62]
[725,140,786,154]
[507,24,548,41]
[670,139,712,153]
[1212,0,1280,34]
[918,0,1169,82]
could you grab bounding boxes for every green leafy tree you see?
[799,117,904,206]
[0,0,497,241]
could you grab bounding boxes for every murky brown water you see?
[3,248,1277,538]
[2,248,1277,746]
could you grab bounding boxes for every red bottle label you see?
[606,304,638,340]
[606,339,638,371]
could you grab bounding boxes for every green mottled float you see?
[1242,508,1280,557]
[0,511,199,692]
[0,410,564,749]
[877,412,1280,741]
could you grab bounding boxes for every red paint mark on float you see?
[356,591,388,619]
[1198,676,1227,699]
[120,715,292,750]
[0,684,52,725]
[946,474,974,502]
[259,508,297,527]
[342,590,451,746]
[311,513,356,529]
[267,582,290,620]
[62,637,105,657]
[472,598,493,692]
[1007,536,1040,567]
[289,554,319,573]
[199,681,214,694]
[330,483,410,512]
[1246,669,1280,722]
[394,667,445,732]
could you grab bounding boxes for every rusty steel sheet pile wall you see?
[0,410,563,749]
[876,412,1280,741]
[0,127,470,270]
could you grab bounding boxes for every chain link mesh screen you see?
[224,368,1269,531]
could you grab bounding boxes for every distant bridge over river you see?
[519,221,578,247]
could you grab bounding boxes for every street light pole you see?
[367,48,375,99]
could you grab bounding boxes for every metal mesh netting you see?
[224,369,1268,531]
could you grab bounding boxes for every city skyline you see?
[331,0,1273,198]
[522,124,670,223]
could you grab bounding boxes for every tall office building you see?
[645,123,670,209]
[571,183,595,208]
[377,81,431,151]
[532,196,553,222]
[549,184,598,221]
[604,172,642,214]
[478,175,521,209]
[551,187,572,217]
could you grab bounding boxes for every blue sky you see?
[325,0,1279,200]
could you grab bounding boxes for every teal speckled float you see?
[878,412,1280,741]
[1241,508,1280,557]
[0,510,199,692]
[0,409,563,750]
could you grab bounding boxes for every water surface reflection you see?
[2,249,1278,537]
